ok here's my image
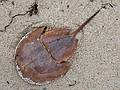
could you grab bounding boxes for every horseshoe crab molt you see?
[15,8,103,85]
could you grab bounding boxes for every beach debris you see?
[0,0,38,32]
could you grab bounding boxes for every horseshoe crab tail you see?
[71,8,102,37]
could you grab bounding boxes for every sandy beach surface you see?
[0,0,120,90]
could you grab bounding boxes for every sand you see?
[0,0,120,90]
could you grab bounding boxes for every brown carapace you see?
[15,8,102,85]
